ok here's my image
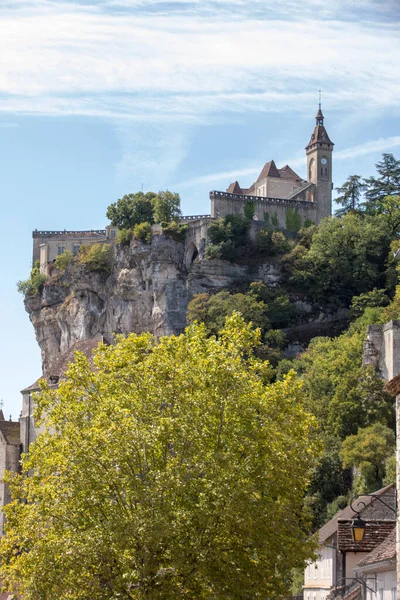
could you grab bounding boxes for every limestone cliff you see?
[25,234,281,375]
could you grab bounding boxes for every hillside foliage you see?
[0,316,319,600]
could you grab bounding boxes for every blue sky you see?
[1,0,400,418]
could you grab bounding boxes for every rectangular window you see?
[57,244,65,255]
[110,229,116,239]
[392,588,396,600]
[378,589,383,600]
[72,244,80,255]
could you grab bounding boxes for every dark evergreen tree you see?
[364,153,400,213]
[334,175,366,216]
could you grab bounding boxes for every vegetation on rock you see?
[17,260,47,296]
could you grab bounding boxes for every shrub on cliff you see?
[133,222,152,244]
[161,220,188,242]
[17,260,47,296]
[117,228,133,246]
[78,243,113,274]
[54,250,75,271]
[0,315,319,600]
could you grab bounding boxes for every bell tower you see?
[306,100,334,223]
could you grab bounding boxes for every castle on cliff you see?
[32,105,333,271]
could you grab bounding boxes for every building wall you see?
[0,436,20,534]
[304,539,336,600]
[363,570,396,600]
[363,321,400,381]
[33,228,118,271]
[255,176,303,199]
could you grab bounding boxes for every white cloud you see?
[0,4,398,120]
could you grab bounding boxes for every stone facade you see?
[0,414,20,534]
[33,227,117,273]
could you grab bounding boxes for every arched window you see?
[309,158,315,181]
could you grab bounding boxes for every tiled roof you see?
[226,181,242,194]
[0,421,20,445]
[21,338,104,393]
[384,373,400,395]
[356,529,396,568]
[317,484,395,543]
[278,165,302,181]
[256,160,280,182]
[338,521,395,553]
[306,124,334,149]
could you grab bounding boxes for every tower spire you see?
[316,90,324,126]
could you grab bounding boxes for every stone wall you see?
[210,191,318,227]
[363,321,400,380]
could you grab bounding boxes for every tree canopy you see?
[0,316,319,600]
[106,190,182,230]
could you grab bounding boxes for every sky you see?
[1,0,400,418]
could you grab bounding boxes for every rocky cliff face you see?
[25,234,282,375]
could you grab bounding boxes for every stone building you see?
[0,412,20,534]
[210,105,334,227]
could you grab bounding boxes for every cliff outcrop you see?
[25,234,282,375]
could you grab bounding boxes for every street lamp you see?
[351,515,367,543]
[349,492,396,544]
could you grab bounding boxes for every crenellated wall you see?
[210,190,318,227]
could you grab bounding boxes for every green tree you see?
[152,190,182,224]
[364,153,400,212]
[284,212,392,310]
[0,316,319,600]
[106,191,156,229]
[334,175,366,217]
[340,423,395,493]
[187,291,270,337]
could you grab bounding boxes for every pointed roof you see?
[21,337,105,393]
[306,104,334,150]
[256,160,280,182]
[278,165,303,181]
[226,181,242,194]
[0,421,20,446]
[0,409,5,421]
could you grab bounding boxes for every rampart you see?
[210,190,318,228]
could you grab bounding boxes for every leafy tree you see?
[187,291,270,337]
[0,316,319,600]
[17,260,47,296]
[350,288,389,318]
[153,190,182,224]
[298,319,394,439]
[133,221,152,244]
[106,191,156,229]
[364,153,400,211]
[334,175,366,216]
[283,213,392,310]
[340,423,395,493]
[54,249,75,271]
[78,243,113,274]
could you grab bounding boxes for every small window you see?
[325,168,328,176]
[379,589,383,600]
[392,588,396,600]
[110,229,116,239]
[72,244,80,255]
[57,244,65,255]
